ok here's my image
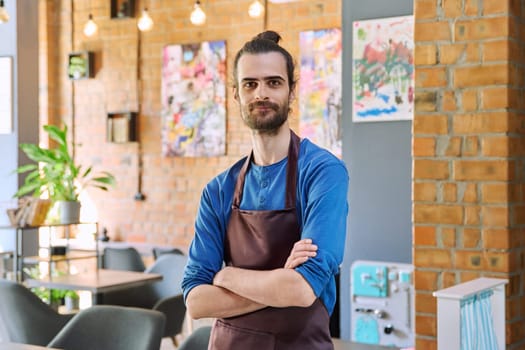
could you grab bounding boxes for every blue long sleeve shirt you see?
[182,138,349,315]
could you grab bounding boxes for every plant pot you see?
[57,201,81,224]
[65,295,80,312]
[49,299,61,312]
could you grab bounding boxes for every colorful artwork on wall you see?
[299,28,342,158]
[352,15,414,122]
[161,40,226,157]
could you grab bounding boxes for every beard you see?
[240,100,289,134]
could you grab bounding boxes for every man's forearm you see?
[186,283,266,319]
[213,266,316,308]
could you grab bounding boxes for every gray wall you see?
[0,0,39,253]
[339,0,414,340]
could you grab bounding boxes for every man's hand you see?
[209,238,319,309]
[284,238,318,269]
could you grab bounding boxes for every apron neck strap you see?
[233,130,300,208]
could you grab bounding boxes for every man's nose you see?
[254,85,268,100]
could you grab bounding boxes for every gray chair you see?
[101,246,146,272]
[152,246,184,260]
[0,279,74,346]
[100,253,188,346]
[47,305,165,350]
[177,326,212,350]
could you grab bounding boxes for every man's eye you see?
[243,82,256,89]
[269,80,282,87]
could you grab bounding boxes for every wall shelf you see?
[67,51,94,80]
[107,112,138,143]
[110,0,135,18]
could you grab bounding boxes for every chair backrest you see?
[146,253,187,298]
[147,253,188,338]
[177,326,212,350]
[47,305,166,350]
[152,247,184,260]
[0,279,73,346]
[102,247,146,272]
[98,253,188,339]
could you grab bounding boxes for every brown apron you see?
[209,130,333,350]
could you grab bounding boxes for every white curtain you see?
[460,290,498,350]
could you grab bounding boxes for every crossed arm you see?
[186,239,318,319]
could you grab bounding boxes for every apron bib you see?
[209,131,333,350]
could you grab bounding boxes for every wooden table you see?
[25,268,162,304]
[333,338,401,350]
[0,344,59,350]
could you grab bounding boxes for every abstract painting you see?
[352,15,414,122]
[299,28,342,158]
[161,41,226,157]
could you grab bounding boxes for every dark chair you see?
[0,279,74,346]
[152,246,184,260]
[47,305,165,350]
[100,253,188,346]
[101,246,146,272]
[178,326,212,350]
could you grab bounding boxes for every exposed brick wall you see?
[41,0,525,347]
[40,0,341,248]
[413,0,525,348]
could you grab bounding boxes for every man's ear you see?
[233,87,239,102]
[289,89,296,104]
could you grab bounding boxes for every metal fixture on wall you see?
[0,0,9,23]
[134,12,146,201]
[137,7,153,31]
[190,0,206,26]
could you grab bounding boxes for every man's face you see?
[234,52,293,133]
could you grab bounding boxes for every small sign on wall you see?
[67,51,94,80]
[0,56,12,134]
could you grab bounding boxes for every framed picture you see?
[68,51,94,80]
[111,0,135,18]
[161,40,227,157]
[0,56,12,134]
[352,15,414,122]
[299,28,342,158]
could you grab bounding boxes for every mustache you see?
[249,101,279,111]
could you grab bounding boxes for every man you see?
[182,30,349,349]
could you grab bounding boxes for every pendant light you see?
[137,7,154,31]
[190,0,206,26]
[248,0,264,19]
[83,13,98,36]
[0,0,10,24]
[84,0,97,37]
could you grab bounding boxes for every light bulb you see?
[190,1,206,26]
[0,0,9,24]
[137,8,154,31]
[83,14,98,37]
[248,0,264,18]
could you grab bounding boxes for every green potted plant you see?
[14,124,116,224]
[64,290,80,311]
[23,266,68,311]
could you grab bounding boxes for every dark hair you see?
[233,30,297,91]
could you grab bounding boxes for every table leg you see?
[92,292,103,305]
[15,227,20,282]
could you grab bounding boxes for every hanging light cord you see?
[263,0,268,30]
[70,0,76,158]
[134,26,145,201]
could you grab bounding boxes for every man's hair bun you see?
[253,30,282,44]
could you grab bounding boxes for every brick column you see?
[413,0,525,348]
